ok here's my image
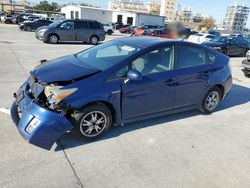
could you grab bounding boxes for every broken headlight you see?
[44,85,78,105]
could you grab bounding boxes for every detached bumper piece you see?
[10,81,73,150]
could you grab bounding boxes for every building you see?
[222,2,250,32]
[176,6,193,23]
[0,0,32,13]
[61,5,113,23]
[108,0,144,11]
[146,1,160,15]
[160,0,177,21]
[61,4,165,27]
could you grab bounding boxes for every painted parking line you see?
[0,108,10,115]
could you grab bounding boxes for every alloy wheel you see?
[90,36,98,45]
[49,35,58,44]
[205,91,220,111]
[80,111,107,137]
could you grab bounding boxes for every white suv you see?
[102,23,114,35]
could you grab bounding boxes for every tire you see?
[71,103,112,141]
[221,48,228,56]
[90,35,99,45]
[107,30,113,35]
[200,87,222,113]
[244,73,250,78]
[25,26,31,32]
[48,34,59,44]
[242,49,248,57]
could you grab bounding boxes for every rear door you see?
[57,20,76,41]
[173,44,211,108]
[75,20,90,42]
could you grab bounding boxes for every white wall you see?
[61,5,81,19]
[112,11,137,26]
[80,7,113,23]
[136,14,165,26]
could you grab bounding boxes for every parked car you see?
[24,15,41,22]
[11,37,232,150]
[134,25,162,36]
[242,50,250,77]
[3,15,14,24]
[202,36,249,57]
[102,23,114,35]
[187,33,216,44]
[19,19,53,31]
[35,19,105,45]
[145,29,176,39]
[113,23,130,30]
[119,25,136,34]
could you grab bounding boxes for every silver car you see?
[36,19,106,45]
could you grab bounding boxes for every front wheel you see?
[201,87,222,113]
[71,103,112,140]
[48,34,59,44]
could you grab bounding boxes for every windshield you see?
[76,41,141,71]
[49,19,64,27]
[211,36,228,43]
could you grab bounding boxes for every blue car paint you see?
[10,37,232,150]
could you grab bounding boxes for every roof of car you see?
[115,36,176,48]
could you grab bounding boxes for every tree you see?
[33,1,59,12]
[199,17,215,30]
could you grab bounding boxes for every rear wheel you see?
[71,103,112,140]
[25,26,32,32]
[201,87,222,113]
[107,30,113,35]
[90,36,99,45]
[48,34,59,44]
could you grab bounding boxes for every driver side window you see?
[131,46,174,76]
[60,21,74,30]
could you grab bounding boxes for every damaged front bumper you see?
[10,81,73,150]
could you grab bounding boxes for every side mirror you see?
[124,69,143,84]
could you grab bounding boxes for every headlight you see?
[26,117,41,134]
[44,85,78,104]
[38,28,48,34]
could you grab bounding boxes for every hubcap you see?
[50,35,58,43]
[205,91,220,111]
[91,37,98,44]
[80,111,107,137]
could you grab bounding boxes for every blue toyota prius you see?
[11,37,232,150]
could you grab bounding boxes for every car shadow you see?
[55,84,250,151]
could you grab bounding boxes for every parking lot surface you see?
[1,24,250,188]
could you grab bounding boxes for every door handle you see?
[164,79,178,86]
[202,71,211,79]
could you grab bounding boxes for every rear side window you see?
[75,21,88,29]
[89,21,100,29]
[175,45,205,69]
[207,52,216,64]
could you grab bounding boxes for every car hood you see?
[202,41,225,47]
[32,55,100,85]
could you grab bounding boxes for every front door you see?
[122,46,175,119]
[58,20,76,41]
[173,44,211,108]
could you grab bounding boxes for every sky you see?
[29,0,250,27]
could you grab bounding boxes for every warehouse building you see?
[61,5,165,27]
